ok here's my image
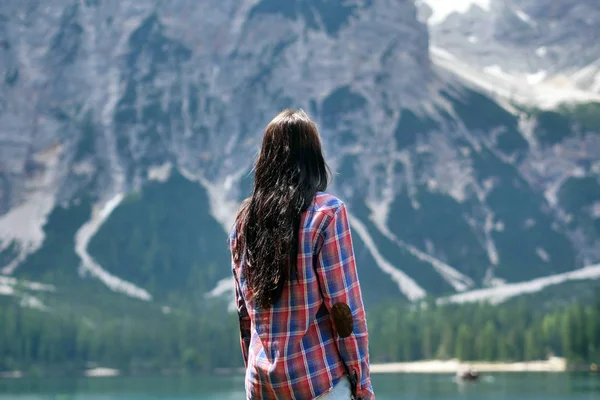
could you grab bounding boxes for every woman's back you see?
[229,109,374,400]
[231,193,374,399]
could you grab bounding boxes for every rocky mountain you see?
[418,0,600,104]
[0,0,599,312]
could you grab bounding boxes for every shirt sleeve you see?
[233,270,251,367]
[316,203,375,400]
[231,237,251,368]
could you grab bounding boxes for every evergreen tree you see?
[422,325,433,360]
[455,323,472,361]
[481,321,496,361]
[436,324,454,360]
[524,327,540,360]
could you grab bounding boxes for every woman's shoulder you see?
[311,191,346,216]
[308,192,351,238]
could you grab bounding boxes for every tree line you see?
[367,297,600,365]
[0,301,240,374]
[1,296,599,374]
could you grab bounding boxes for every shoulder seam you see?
[312,193,345,217]
[316,202,345,241]
[314,202,343,218]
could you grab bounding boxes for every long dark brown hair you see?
[233,109,330,309]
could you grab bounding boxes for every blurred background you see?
[0,0,599,398]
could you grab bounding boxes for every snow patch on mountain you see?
[205,277,237,313]
[536,247,550,263]
[180,168,245,233]
[543,167,586,208]
[19,295,48,311]
[347,213,427,301]
[147,162,173,183]
[0,275,56,293]
[484,213,500,266]
[0,284,13,296]
[571,62,600,93]
[0,144,64,275]
[526,71,547,85]
[75,193,152,301]
[0,275,56,310]
[366,199,475,292]
[0,193,55,275]
[206,277,235,299]
[440,263,600,305]
[431,47,600,110]
[513,7,535,28]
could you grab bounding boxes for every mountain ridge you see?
[0,0,599,310]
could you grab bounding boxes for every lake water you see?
[1,373,599,399]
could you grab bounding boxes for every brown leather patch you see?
[331,302,354,338]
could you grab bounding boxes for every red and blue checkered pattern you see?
[231,193,375,400]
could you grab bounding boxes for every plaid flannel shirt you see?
[231,193,375,400]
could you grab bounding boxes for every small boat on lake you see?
[456,368,479,382]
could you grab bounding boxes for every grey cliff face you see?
[0,0,599,306]
[0,0,430,211]
[421,0,600,92]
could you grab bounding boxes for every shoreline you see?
[84,367,120,377]
[0,357,581,379]
[370,357,567,374]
